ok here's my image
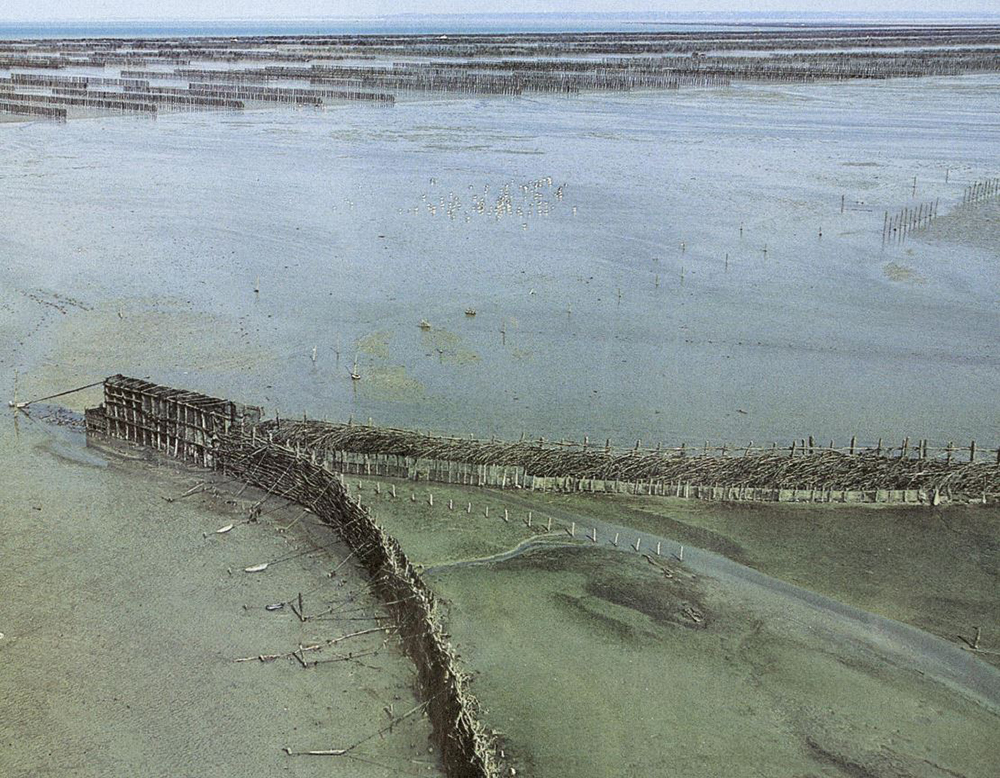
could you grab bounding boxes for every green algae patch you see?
[356,365,426,402]
[421,327,479,365]
[883,262,926,284]
[356,329,393,359]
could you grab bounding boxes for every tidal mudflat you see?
[0,422,442,778]
[349,474,1000,778]
[3,23,999,778]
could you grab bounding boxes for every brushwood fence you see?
[259,420,1000,505]
[0,101,66,120]
[882,199,939,246]
[963,178,1000,206]
[214,436,498,777]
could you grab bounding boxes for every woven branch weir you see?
[216,433,499,778]
[259,420,1000,499]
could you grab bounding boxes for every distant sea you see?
[1,12,998,39]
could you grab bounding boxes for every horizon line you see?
[2,11,999,24]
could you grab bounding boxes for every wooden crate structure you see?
[92,374,261,467]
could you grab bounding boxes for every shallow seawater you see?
[2,76,998,450]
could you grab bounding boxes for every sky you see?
[0,1,996,22]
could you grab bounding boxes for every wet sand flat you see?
[0,425,442,778]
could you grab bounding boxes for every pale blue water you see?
[2,76,997,450]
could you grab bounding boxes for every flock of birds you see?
[407,175,574,229]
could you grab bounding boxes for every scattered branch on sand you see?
[283,696,435,757]
[163,483,205,503]
[233,626,396,664]
[643,554,675,579]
